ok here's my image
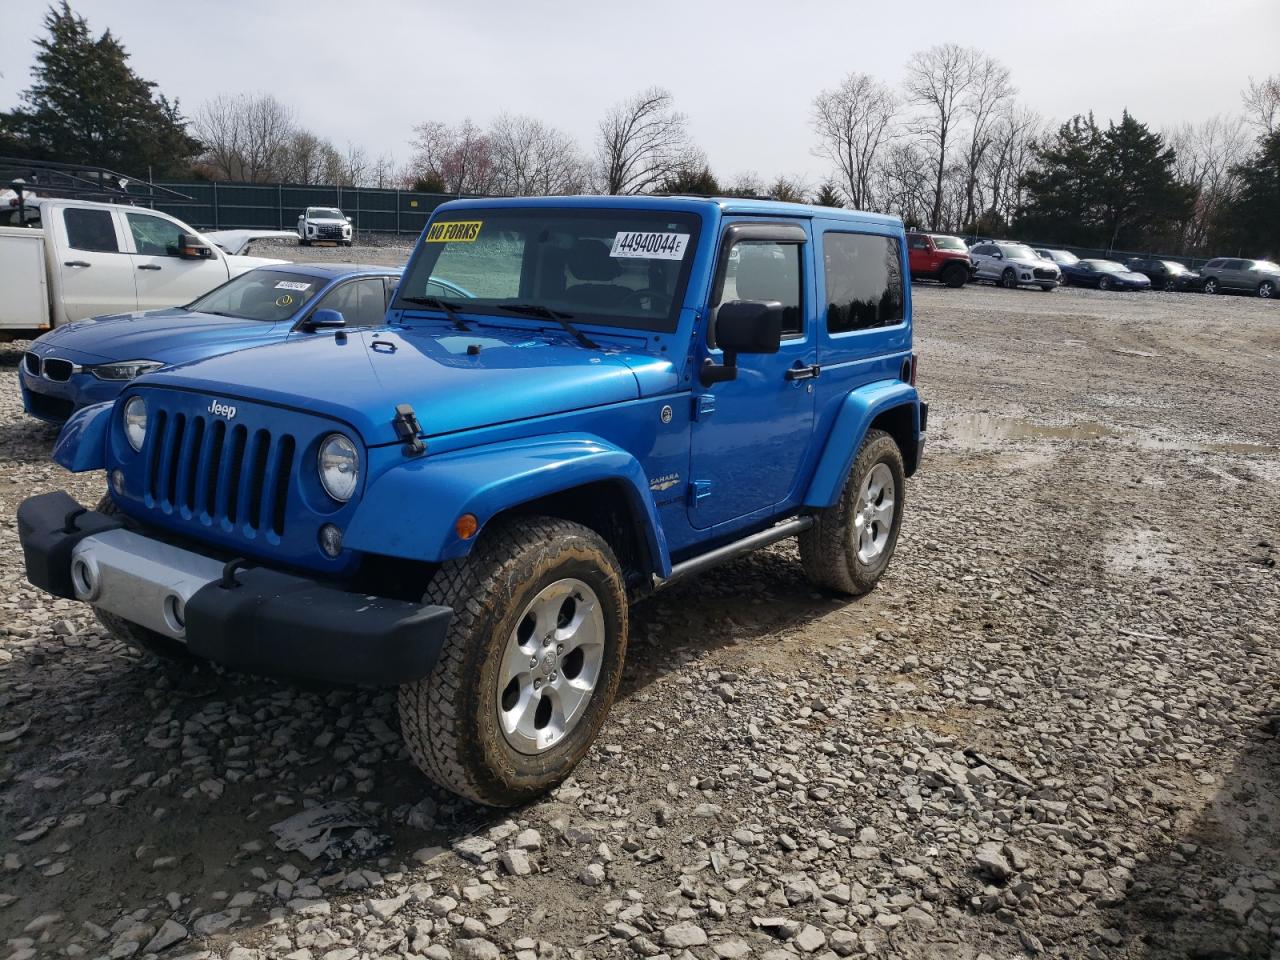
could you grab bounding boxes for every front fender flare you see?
[803,381,920,508]
[344,433,672,576]
[52,401,112,473]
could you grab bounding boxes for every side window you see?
[126,212,185,257]
[907,235,929,250]
[972,244,993,256]
[823,232,904,335]
[314,279,385,326]
[718,240,802,335]
[63,208,119,253]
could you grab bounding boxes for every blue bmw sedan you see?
[19,264,411,422]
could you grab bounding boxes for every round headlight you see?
[318,433,359,502]
[123,396,147,452]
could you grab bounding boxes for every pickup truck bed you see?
[0,226,51,339]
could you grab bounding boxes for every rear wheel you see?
[91,496,189,661]
[1000,268,1017,289]
[941,263,968,288]
[1164,278,1177,291]
[799,430,906,596]
[1258,280,1275,299]
[398,516,628,807]
[1203,277,1219,294]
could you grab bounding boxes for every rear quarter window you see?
[823,232,905,335]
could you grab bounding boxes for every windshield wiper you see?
[400,295,471,332]
[495,303,598,349]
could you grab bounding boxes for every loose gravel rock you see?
[1,279,1278,959]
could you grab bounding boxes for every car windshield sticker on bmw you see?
[610,231,690,260]
[425,220,483,243]
[275,281,312,291]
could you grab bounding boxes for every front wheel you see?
[1098,276,1112,291]
[1164,278,1177,291]
[941,263,968,288]
[1000,268,1018,289]
[1203,277,1219,294]
[398,517,628,807]
[1039,283,1056,292]
[799,429,906,596]
[1259,280,1275,299]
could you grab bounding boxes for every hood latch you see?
[393,404,426,457]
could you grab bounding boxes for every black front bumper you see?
[17,492,453,686]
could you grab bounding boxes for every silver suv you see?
[1199,258,1279,298]
[969,241,1060,292]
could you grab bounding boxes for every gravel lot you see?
[1,268,1278,960]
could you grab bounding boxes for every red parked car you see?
[906,232,973,288]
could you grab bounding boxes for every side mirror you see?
[178,234,214,260]
[991,251,1003,260]
[700,300,783,386]
[303,308,346,331]
[345,216,353,223]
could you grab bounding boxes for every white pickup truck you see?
[0,199,285,342]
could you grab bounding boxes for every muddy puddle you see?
[946,414,1278,457]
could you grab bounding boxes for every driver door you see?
[125,211,227,309]
[688,221,817,529]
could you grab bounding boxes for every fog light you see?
[111,469,125,495]
[318,523,344,558]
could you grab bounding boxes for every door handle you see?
[785,363,821,381]
[137,264,162,271]
[63,260,90,268]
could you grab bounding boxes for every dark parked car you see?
[1034,248,1080,271]
[1199,258,1280,298]
[1058,259,1151,291]
[1124,258,1202,292]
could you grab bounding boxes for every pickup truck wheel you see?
[398,516,628,807]
[941,263,968,288]
[799,429,905,596]
[90,496,190,661]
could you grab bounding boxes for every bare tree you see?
[409,119,496,195]
[980,103,1042,230]
[959,54,1014,229]
[904,44,979,229]
[370,152,396,189]
[811,72,899,210]
[1242,75,1280,136]
[340,142,369,186]
[873,141,932,228]
[596,87,697,195]
[193,93,295,182]
[1166,114,1250,252]
[489,113,587,196]
[281,130,327,184]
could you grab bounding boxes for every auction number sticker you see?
[425,220,483,243]
[275,280,312,291]
[610,231,690,260]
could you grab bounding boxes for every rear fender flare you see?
[344,433,671,576]
[803,381,920,508]
[52,401,112,473]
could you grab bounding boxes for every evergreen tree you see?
[658,164,720,196]
[1014,115,1103,245]
[0,3,200,177]
[1216,131,1280,256]
[812,181,845,208]
[1096,112,1194,249]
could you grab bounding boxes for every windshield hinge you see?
[393,404,426,457]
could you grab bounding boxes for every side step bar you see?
[655,516,814,589]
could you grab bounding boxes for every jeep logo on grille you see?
[208,400,237,419]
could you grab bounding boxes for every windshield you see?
[1161,261,1188,273]
[187,269,325,321]
[308,208,345,220]
[996,243,1036,260]
[394,208,702,332]
[1084,260,1125,273]
[1254,260,1280,272]
[1048,249,1079,264]
[931,235,966,251]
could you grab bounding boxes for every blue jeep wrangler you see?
[18,196,926,807]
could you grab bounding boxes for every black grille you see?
[43,358,74,382]
[22,352,41,377]
[1033,268,1058,280]
[145,410,295,536]
[316,224,343,239]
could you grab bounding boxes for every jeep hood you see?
[141,326,645,445]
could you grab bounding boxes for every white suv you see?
[297,206,353,247]
[969,241,1059,291]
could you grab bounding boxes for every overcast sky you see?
[2,0,1277,184]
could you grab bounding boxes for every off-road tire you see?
[398,516,628,807]
[799,429,906,596]
[91,496,190,661]
[941,263,968,288]
[1203,277,1219,294]
[1258,280,1275,299]
[1000,268,1017,289]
